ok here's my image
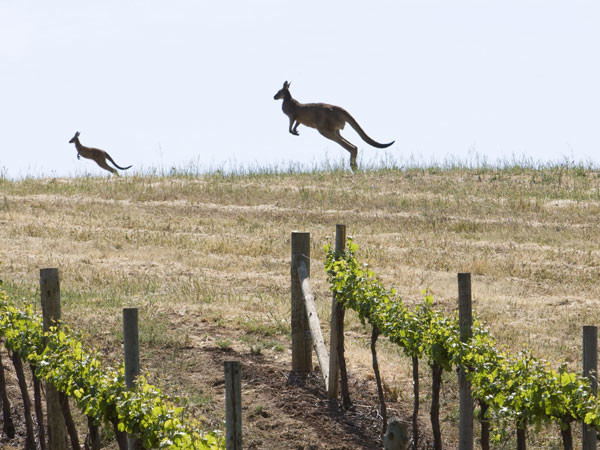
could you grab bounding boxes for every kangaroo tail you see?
[106,153,132,171]
[343,110,394,149]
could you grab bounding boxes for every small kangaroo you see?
[274,81,394,171]
[69,131,132,175]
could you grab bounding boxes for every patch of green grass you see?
[236,315,289,337]
[215,339,232,350]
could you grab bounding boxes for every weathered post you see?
[583,326,598,449]
[458,273,473,450]
[297,258,330,388]
[40,268,68,450]
[123,308,140,450]
[328,224,346,398]
[0,352,15,439]
[224,361,242,450]
[291,232,312,372]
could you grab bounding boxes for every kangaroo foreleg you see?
[288,117,300,136]
[291,121,300,135]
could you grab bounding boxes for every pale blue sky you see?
[1,1,598,178]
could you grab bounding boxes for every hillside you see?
[1,165,600,448]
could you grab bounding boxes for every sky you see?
[1,1,599,178]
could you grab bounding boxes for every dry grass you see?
[2,164,600,448]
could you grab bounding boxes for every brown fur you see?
[274,81,394,171]
[69,132,132,175]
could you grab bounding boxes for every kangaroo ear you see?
[284,81,290,89]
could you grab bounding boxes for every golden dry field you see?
[2,165,600,448]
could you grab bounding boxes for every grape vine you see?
[0,278,223,450]
[325,239,599,446]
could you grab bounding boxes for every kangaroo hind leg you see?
[318,129,358,172]
[95,157,118,175]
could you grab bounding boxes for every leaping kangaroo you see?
[274,81,394,172]
[69,131,132,175]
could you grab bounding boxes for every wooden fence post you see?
[123,308,140,450]
[0,352,15,439]
[40,268,68,450]
[583,326,598,449]
[328,224,346,399]
[123,308,140,389]
[458,273,473,450]
[224,361,242,450]
[297,258,330,387]
[291,232,312,372]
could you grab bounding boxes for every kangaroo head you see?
[274,81,291,100]
[69,131,81,144]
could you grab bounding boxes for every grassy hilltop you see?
[1,163,600,448]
